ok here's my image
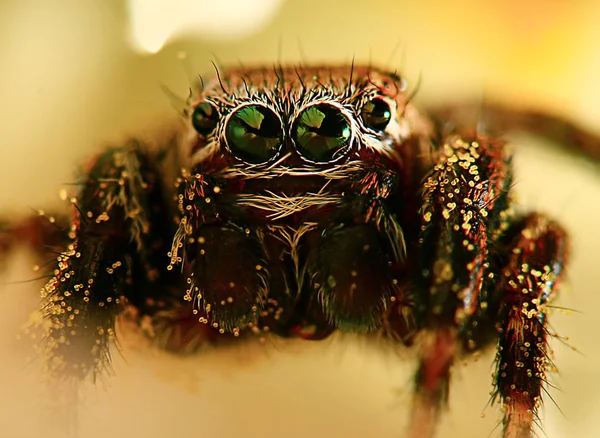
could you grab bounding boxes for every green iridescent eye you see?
[292,104,352,162]
[361,98,392,131]
[225,105,283,164]
[191,102,219,135]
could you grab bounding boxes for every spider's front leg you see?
[407,133,568,438]
[408,134,512,437]
[41,141,179,380]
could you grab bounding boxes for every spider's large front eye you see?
[192,102,219,135]
[292,104,352,162]
[361,98,391,131]
[225,105,283,164]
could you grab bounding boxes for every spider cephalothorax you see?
[7,65,568,438]
[169,66,431,339]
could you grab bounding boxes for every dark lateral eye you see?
[292,104,352,162]
[192,102,219,135]
[361,98,391,131]
[225,105,283,164]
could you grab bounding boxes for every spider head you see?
[173,67,428,334]
[187,66,414,173]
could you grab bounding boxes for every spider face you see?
[7,65,568,438]
[188,67,410,167]
[171,67,431,338]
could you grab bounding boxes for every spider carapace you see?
[7,65,569,438]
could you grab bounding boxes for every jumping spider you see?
[4,65,571,438]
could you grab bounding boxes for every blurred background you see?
[1,0,599,437]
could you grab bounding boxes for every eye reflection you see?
[225,105,283,164]
[191,102,219,135]
[292,104,352,162]
[361,98,391,131]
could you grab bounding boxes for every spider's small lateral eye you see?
[225,104,283,164]
[361,98,392,131]
[192,102,219,135]
[292,104,352,163]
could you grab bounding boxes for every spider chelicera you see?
[2,65,570,438]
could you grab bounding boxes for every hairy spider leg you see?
[430,103,600,163]
[407,134,512,438]
[492,213,567,437]
[39,141,182,381]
